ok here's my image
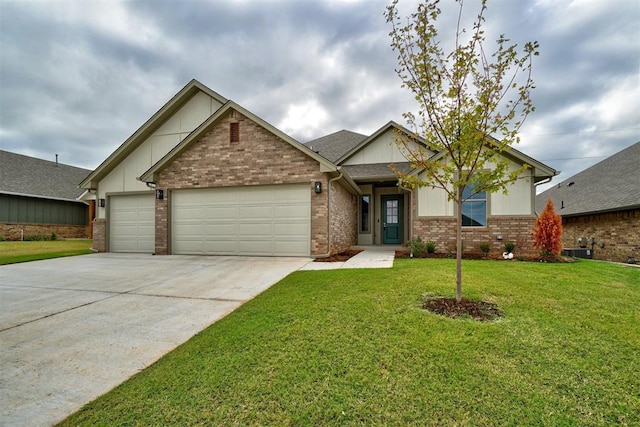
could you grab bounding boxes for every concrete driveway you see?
[0,253,311,426]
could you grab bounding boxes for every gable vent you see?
[230,122,240,143]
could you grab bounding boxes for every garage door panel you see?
[274,223,308,236]
[172,185,310,256]
[242,206,272,218]
[206,206,238,217]
[109,194,155,253]
[238,224,271,236]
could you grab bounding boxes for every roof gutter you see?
[0,190,88,205]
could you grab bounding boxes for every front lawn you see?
[61,259,639,426]
[0,240,93,265]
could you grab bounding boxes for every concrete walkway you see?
[300,247,396,270]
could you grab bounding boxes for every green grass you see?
[60,259,639,426]
[0,240,93,265]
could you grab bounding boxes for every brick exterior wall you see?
[412,211,537,255]
[92,219,106,252]
[154,110,333,256]
[329,180,358,254]
[0,223,90,240]
[562,208,640,263]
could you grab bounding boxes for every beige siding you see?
[417,184,453,217]
[490,168,533,215]
[343,129,425,165]
[416,157,532,217]
[96,91,223,219]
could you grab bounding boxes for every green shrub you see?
[0,236,5,242]
[504,241,516,253]
[426,240,437,253]
[51,232,57,241]
[407,237,426,256]
[479,242,491,256]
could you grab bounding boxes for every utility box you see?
[562,248,593,259]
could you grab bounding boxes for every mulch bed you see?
[422,296,503,321]
[396,251,576,262]
[314,250,362,262]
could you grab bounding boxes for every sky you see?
[1,0,638,193]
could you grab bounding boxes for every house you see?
[536,141,640,263]
[80,79,557,257]
[306,123,557,254]
[0,150,92,240]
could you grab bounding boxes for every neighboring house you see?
[536,141,640,263]
[80,79,557,257]
[0,150,92,240]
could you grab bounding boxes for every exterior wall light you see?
[156,189,164,200]
[98,198,106,208]
[314,182,322,194]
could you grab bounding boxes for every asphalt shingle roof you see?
[304,130,367,163]
[0,150,92,201]
[536,141,640,216]
[341,162,413,180]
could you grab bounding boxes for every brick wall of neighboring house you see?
[155,110,332,256]
[562,208,640,263]
[0,223,90,240]
[329,180,358,254]
[412,213,537,256]
[92,219,106,252]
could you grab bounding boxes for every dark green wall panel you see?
[0,194,87,225]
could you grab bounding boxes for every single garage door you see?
[172,184,310,256]
[109,194,155,253]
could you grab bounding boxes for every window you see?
[230,122,239,143]
[360,195,370,233]
[461,184,486,227]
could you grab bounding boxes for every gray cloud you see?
[1,0,638,194]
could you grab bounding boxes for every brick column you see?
[92,218,106,252]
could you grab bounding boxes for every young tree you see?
[385,0,539,302]
[533,198,563,257]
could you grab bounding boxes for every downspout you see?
[315,171,344,259]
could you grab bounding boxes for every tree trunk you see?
[456,186,463,303]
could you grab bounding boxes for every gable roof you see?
[304,130,367,163]
[536,141,640,216]
[426,138,557,182]
[0,150,91,202]
[80,79,227,189]
[336,121,428,165]
[139,101,339,183]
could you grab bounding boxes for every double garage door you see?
[172,184,311,256]
[108,185,311,256]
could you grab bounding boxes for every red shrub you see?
[533,198,563,256]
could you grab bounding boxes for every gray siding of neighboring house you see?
[0,194,87,226]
